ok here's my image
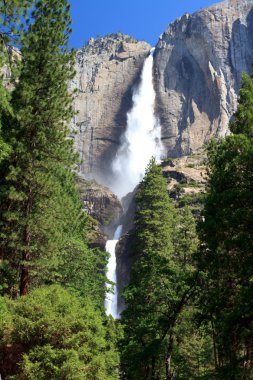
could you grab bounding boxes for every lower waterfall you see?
[104,225,123,318]
[105,48,164,318]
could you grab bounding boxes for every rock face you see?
[76,175,123,237]
[154,0,253,157]
[71,0,253,182]
[2,47,21,90]
[116,231,135,314]
[71,34,151,185]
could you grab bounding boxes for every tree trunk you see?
[19,228,30,296]
[20,192,32,296]
[20,258,29,296]
[211,320,218,370]
[151,356,157,380]
[165,332,174,380]
[163,291,191,380]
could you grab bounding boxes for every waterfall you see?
[105,48,164,318]
[104,225,122,318]
[111,48,164,199]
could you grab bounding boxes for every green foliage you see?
[121,159,199,379]
[0,285,119,380]
[0,1,33,50]
[178,192,206,208]
[171,310,214,380]
[0,0,80,296]
[198,73,253,378]
[0,1,33,84]
[0,296,11,343]
[174,206,199,267]
[0,0,28,165]
[230,73,253,136]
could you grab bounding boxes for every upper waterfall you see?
[111,48,164,199]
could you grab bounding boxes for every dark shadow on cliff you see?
[228,7,253,94]
[115,187,137,314]
[154,12,226,157]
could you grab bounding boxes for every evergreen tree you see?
[174,205,199,267]
[121,159,198,380]
[0,1,34,164]
[0,0,82,296]
[199,73,253,379]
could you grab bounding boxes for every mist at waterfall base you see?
[105,49,164,319]
[111,48,164,199]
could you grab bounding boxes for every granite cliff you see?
[72,0,253,186]
[154,0,253,157]
[71,33,151,185]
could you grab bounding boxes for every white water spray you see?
[104,225,122,318]
[111,48,164,199]
[105,49,164,318]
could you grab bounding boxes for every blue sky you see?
[69,0,223,49]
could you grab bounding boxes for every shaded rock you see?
[76,175,123,238]
[86,218,108,251]
[116,231,136,315]
[120,189,137,234]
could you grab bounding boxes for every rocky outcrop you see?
[162,150,207,208]
[154,0,253,157]
[2,47,21,90]
[76,175,123,238]
[71,34,151,185]
[162,151,207,187]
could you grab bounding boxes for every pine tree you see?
[121,159,198,380]
[0,0,33,69]
[0,0,79,296]
[0,1,34,164]
[0,0,33,46]
[199,73,253,379]
[174,205,199,267]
